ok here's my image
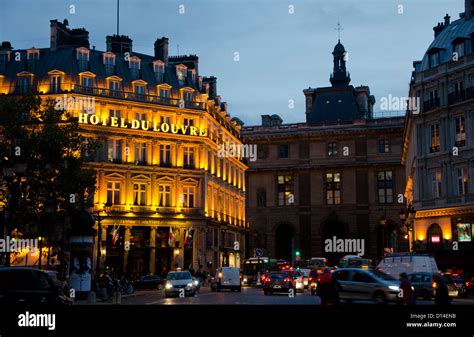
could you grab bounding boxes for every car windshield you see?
[372,270,396,281]
[167,272,191,280]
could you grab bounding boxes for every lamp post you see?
[45,200,56,270]
[96,202,112,279]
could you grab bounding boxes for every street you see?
[116,286,474,305]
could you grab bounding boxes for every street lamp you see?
[96,201,112,278]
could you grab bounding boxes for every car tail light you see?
[308,277,313,282]
[284,278,290,282]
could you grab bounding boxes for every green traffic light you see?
[295,251,300,256]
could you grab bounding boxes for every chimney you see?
[154,37,169,65]
[466,0,474,19]
[433,22,445,37]
[106,35,132,54]
[444,13,451,25]
[203,76,217,98]
[50,19,89,51]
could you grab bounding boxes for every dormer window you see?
[190,69,196,82]
[27,48,40,61]
[103,52,116,76]
[429,52,439,68]
[176,64,187,85]
[76,47,90,72]
[48,71,63,94]
[153,60,165,83]
[129,56,141,80]
[454,42,465,58]
[197,76,203,90]
[16,73,33,94]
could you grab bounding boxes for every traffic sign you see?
[255,248,263,257]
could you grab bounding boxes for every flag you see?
[111,225,120,246]
[184,229,194,248]
[168,227,175,247]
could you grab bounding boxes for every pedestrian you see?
[317,268,341,305]
[433,274,451,306]
[399,272,415,305]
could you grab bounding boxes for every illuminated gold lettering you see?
[153,121,160,131]
[120,118,127,128]
[90,115,99,125]
[180,125,188,134]
[131,119,140,129]
[78,113,88,124]
[199,128,208,137]
[101,116,108,126]
[190,126,198,136]
[141,120,150,130]
[111,117,119,127]
[161,123,170,133]
[171,124,179,134]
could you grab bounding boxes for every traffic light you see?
[295,250,300,257]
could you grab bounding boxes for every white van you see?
[211,267,242,292]
[377,253,439,277]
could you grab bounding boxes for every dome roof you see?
[333,40,346,53]
[419,16,474,71]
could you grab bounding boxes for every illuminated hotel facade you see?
[0,19,248,276]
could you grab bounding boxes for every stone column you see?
[149,226,157,274]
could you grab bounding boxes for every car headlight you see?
[165,283,173,289]
[243,277,247,282]
[193,280,199,286]
[186,282,193,288]
[388,285,399,291]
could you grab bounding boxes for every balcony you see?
[72,85,207,110]
[423,97,440,112]
[448,90,466,104]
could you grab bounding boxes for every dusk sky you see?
[0,0,462,125]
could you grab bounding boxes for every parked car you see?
[133,274,166,290]
[164,271,195,297]
[211,267,241,292]
[332,268,401,304]
[0,267,73,305]
[409,272,458,300]
[262,272,295,295]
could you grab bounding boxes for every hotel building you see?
[0,19,248,276]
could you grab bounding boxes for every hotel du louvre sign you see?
[78,112,208,138]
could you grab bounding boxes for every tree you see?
[0,94,98,267]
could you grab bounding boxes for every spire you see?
[330,29,350,87]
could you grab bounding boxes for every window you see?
[326,173,341,205]
[455,116,466,147]
[158,185,172,206]
[454,42,465,58]
[352,271,373,283]
[109,109,121,118]
[183,146,195,168]
[27,50,39,61]
[457,168,468,195]
[160,144,171,166]
[432,171,442,198]
[183,91,192,101]
[454,80,464,94]
[277,175,293,206]
[153,62,165,83]
[377,171,393,203]
[106,182,121,205]
[107,139,122,163]
[135,112,147,120]
[17,77,31,93]
[429,52,439,68]
[257,188,266,207]
[183,118,194,127]
[109,80,120,92]
[328,142,338,156]
[279,144,289,159]
[81,77,93,88]
[429,89,438,100]
[378,139,390,153]
[134,84,145,94]
[135,142,147,165]
[50,75,61,93]
[160,88,170,98]
[430,123,440,153]
[160,116,171,125]
[77,49,89,71]
[176,65,187,85]
[104,54,115,66]
[133,183,146,206]
[183,186,195,208]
